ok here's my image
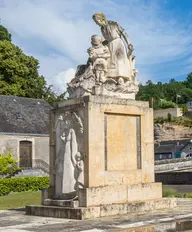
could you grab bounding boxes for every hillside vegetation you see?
[136,73,192,109]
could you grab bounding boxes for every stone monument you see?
[26,13,176,219]
[67,12,139,100]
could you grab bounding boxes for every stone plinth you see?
[26,96,176,219]
[26,198,176,220]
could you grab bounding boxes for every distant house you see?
[0,95,52,169]
[154,144,175,160]
[180,140,192,158]
[187,101,192,109]
[154,139,191,160]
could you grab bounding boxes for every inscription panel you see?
[105,113,138,171]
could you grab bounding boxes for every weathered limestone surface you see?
[26,95,175,219]
[26,198,176,220]
[67,13,139,100]
[79,183,162,207]
[24,13,175,217]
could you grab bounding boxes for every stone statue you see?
[67,12,139,99]
[55,112,84,199]
[92,12,132,79]
[88,35,110,85]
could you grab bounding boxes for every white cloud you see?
[0,0,192,92]
[49,68,76,94]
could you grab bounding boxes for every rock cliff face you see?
[154,123,192,142]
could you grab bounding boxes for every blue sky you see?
[0,0,192,93]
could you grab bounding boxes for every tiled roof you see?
[155,144,175,154]
[0,95,52,134]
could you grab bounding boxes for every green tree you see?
[167,113,172,122]
[0,24,11,41]
[0,40,65,104]
[0,150,21,177]
[169,78,176,83]
[185,72,192,88]
[0,25,66,104]
[153,99,176,109]
[0,40,44,98]
[181,104,188,115]
[136,74,192,108]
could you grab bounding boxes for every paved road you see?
[0,199,192,232]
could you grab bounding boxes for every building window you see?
[186,153,192,157]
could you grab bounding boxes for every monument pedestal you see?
[26,96,176,219]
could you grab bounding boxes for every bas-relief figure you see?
[55,111,84,199]
[67,12,139,99]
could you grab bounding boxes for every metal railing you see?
[32,159,49,174]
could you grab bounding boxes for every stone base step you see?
[43,199,79,208]
[26,198,176,220]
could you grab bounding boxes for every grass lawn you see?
[1,187,192,210]
[0,191,41,210]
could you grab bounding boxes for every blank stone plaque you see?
[105,113,138,171]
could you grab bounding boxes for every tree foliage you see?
[136,73,192,109]
[0,150,21,177]
[0,24,11,41]
[0,24,66,105]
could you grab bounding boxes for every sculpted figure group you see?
[55,13,140,200]
[67,12,139,99]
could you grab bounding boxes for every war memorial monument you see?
[26,12,176,219]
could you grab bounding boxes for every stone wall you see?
[0,134,49,166]
[155,157,192,173]
[155,172,192,185]
[154,108,182,119]
[34,137,49,164]
[187,101,192,109]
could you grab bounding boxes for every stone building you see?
[0,95,52,171]
[187,100,192,109]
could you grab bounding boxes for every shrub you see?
[163,186,177,197]
[154,99,176,109]
[180,104,188,115]
[167,113,172,122]
[0,150,21,177]
[0,176,49,196]
[163,186,192,198]
[0,184,10,196]
[185,193,192,198]
[154,115,192,127]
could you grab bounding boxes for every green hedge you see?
[0,176,49,196]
